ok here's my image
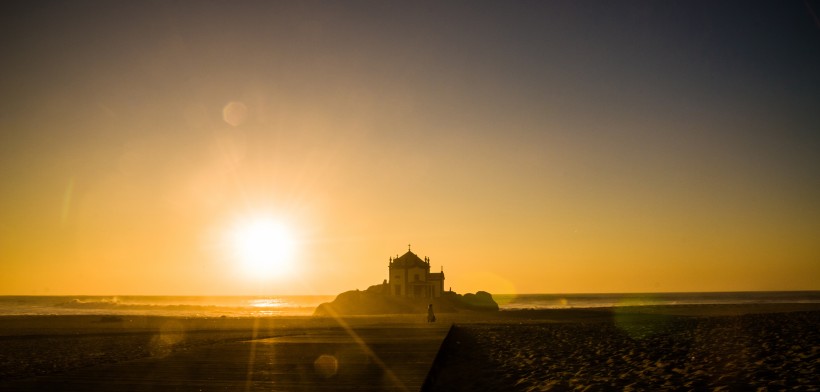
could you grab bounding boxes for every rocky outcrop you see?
[458,291,500,311]
[313,284,499,316]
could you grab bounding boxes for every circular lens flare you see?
[222,101,248,127]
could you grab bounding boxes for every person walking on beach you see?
[427,304,436,323]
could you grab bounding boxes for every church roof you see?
[390,250,428,268]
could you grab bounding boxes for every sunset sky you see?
[2,1,819,295]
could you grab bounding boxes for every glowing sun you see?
[229,218,297,279]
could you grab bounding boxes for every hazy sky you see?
[2,1,819,295]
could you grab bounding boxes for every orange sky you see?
[1,2,819,295]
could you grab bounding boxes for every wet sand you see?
[0,315,450,391]
[0,315,334,382]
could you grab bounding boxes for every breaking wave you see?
[0,296,334,317]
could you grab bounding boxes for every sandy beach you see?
[1,304,819,390]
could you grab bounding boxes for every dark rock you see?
[313,284,499,316]
[461,291,500,311]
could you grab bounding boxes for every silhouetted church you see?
[387,246,445,298]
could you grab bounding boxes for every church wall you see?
[388,266,436,297]
[407,267,428,282]
[388,268,404,296]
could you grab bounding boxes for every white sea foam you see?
[1,292,817,316]
[0,295,334,317]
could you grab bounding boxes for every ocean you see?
[493,291,820,310]
[0,296,334,317]
[1,292,817,317]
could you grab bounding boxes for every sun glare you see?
[229,218,297,280]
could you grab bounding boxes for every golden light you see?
[229,217,297,280]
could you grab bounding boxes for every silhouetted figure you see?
[427,304,436,323]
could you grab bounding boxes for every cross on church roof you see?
[408,243,411,251]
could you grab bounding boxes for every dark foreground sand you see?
[1,318,450,391]
[0,314,434,384]
[0,315,323,381]
[424,304,820,391]
[1,304,819,391]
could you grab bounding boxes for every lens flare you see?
[314,354,338,378]
[222,101,248,127]
[150,320,185,357]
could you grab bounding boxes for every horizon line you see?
[2,289,819,297]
